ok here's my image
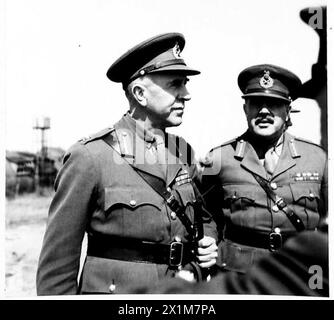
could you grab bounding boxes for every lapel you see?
[165,134,184,186]
[239,141,268,180]
[114,115,166,182]
[134,145,167,182]
[271,132,299,179]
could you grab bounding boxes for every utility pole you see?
[33,117,51,193]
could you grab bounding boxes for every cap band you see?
[244,88,291,100]
[127,58,186,84]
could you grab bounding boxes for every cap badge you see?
[172,42,182,59]
[259,70,274,89]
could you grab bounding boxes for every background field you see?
[5,191,88,297]
[5,192,51,297]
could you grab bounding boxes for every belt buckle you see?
[169,241,184,267]
[269,231,282,252]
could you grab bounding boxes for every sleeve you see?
[36,143,98,295]
[185,143,218,241]
[192,177,218,241]
[321,157,328,219]
[200,150,225,240]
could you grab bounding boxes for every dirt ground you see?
[5,191,88,297]
[5,192,52,297]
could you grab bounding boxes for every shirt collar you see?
[244,130,285,159]
[123,112,156,143]
[272,133,284,156]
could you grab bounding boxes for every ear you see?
[243,103,247,115]
[132,84,147,107]
[285,104,291,121]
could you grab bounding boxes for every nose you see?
[258,105,271,115]
[179,85,191,101]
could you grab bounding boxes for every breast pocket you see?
[289,182,321,213]
[104,187,165,240]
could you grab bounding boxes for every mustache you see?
[255,116,274,125]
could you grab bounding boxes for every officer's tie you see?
[263,134,284,177]
[264,148,277,176]
[155,134,167,177]
[144,133,167,179]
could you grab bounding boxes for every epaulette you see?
[293,136,325,150]
[210,137,238,153]
[78,126,115,145]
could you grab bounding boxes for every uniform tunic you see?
[202,131,327,273]
[36,113,217,295]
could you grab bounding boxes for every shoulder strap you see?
[101,133,198,239]
[252,173,305,232]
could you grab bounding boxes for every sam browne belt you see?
[224,225,301,251]
[87,234,195,267]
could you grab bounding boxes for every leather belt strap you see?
[87,234,194,266]
[251,173,305,232]
[224,225,297,250]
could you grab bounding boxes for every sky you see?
[2,0,330,158]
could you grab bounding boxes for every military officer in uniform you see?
[36,33,218,295]
[201,64,327,274]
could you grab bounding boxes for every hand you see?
[196,236,218,268]
[175,270,196,283]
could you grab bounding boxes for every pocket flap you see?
[290,183,320,202]
[222,184,255,201]
[104,187,164,211]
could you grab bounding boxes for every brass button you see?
[272,205,279,212]
[221,263,227,268]
[129,200,136,207]
[274,227,281,234]
[270,182,277,190]
[171,211,177,220]
[309,193,315,199]
[109,283,116,292]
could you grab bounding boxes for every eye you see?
[170,79,182,87]
[169,78,189,88]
